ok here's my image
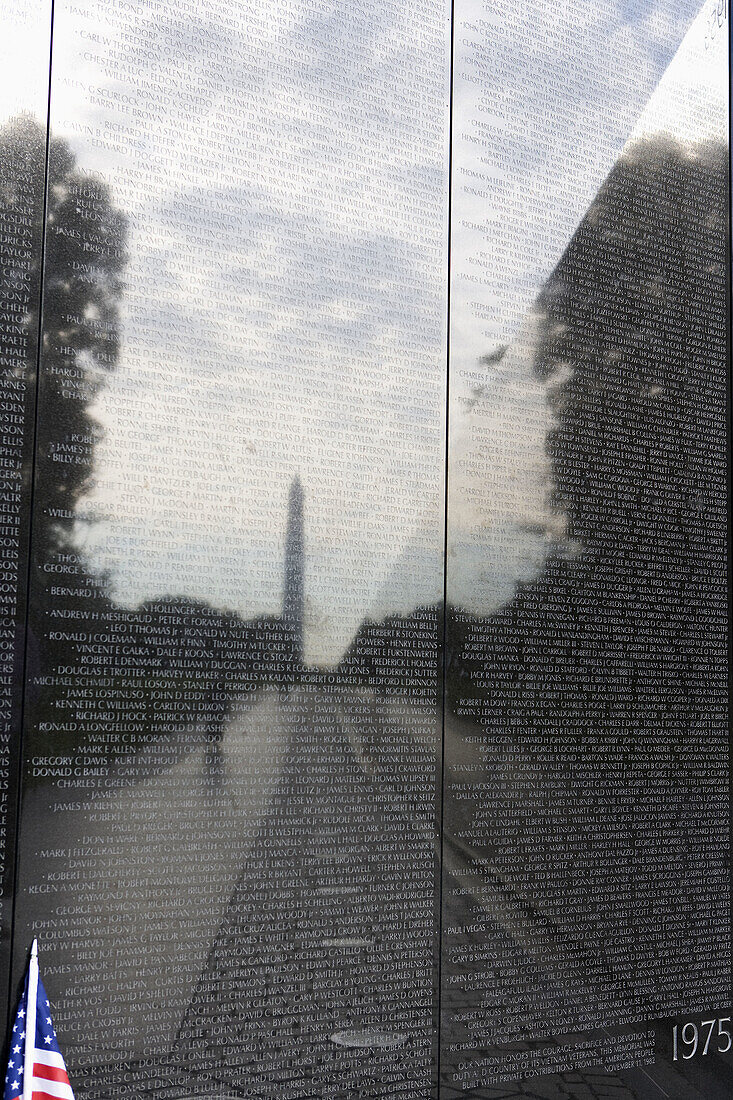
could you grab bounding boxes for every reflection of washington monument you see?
[282,474,305,662]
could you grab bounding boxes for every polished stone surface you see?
[0,0,53,1005]
[0,0,729,1097]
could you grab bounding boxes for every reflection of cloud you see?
[450,0,703,366]
[0,4,50,125]
[448,0,723,616]
[53,1,451,665]
[48,0,720,656]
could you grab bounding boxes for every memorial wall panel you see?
[0,0,52,1010]
[9,1,450,1096]
[442,1,730,1097]
[0,2,729,1099]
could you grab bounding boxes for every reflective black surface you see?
[0,0,52,1012]
[9,0,450,1096]
[0,1,729,1098]
[443,1,730,1096]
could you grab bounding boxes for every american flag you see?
[4,941,75,1100]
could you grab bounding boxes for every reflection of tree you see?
[449,135,728,736]
[38,131,126,562]
[3,118,127,748]
[1,121,301,758]
[537,135,726,563]
[0,117,128,566]
[442,136,728,1047]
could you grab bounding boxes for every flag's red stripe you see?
[33,1062,70,1084]
[32,1093,70,1100]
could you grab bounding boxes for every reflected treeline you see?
[8,120,438,778]
[16,126,727,778]
[2,121,727,1098]
[36,125,126,566]
[2,121,299,761]
[438,134,729,1054]
[0,117,126,567]
[447,134,728,749]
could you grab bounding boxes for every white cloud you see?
[52,0,450,664]
[32,0,722,651]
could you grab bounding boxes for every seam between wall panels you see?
[717,28,732,1028]
[436,0,457,1095]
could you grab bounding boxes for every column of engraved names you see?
[0,94,48,989]
[442,0,730,1092]
[14,0,449,1096]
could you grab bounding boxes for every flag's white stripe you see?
[30,1076,74,1100]
[23,944,39,1100]
[31,1052,66,1070]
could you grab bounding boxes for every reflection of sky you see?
[0,3,50,126]
[9,1,725,659]
[450,0,705,372]
[42,0,452,665]
[448,0,727,614]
